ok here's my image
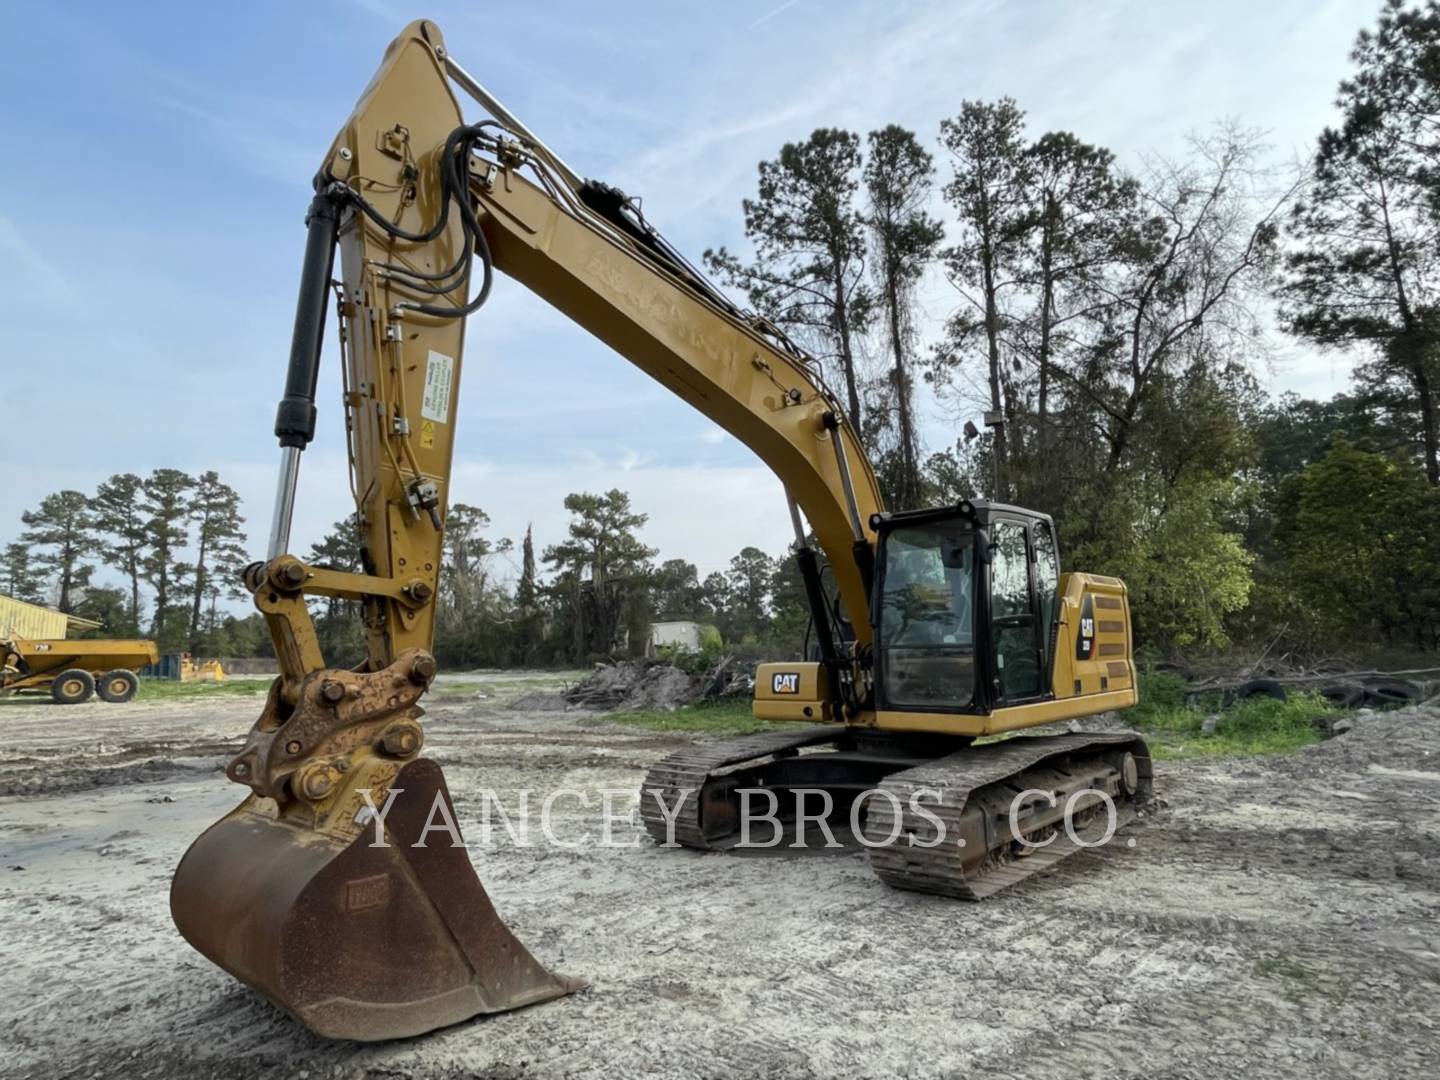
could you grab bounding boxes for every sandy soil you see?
[1,673,1438,1079]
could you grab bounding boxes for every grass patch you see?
[136,678,272,701]
[1128,672,1332,760]
[606,698,786,735]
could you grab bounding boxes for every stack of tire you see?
[1224,676,1423,710]
[50,669,140,705]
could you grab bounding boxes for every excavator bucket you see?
[173,746,582,1041]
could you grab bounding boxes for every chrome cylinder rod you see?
[442,54,584,192]
[824,413,865,542]
[267,446,302,559]
[786,491,808,551]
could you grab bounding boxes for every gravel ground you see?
[1,673,1438,1079]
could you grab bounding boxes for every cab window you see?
[877,520,976,710]
[988,520,1041,700]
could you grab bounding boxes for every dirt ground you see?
[2,673,1438,1080]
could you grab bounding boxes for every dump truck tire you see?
[97,669,139,703]
[52,669,95,704]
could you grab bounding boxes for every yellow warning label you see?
[420,419,437,448]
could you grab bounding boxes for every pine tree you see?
[725,546,776,642]
[1281,0,1440,484]
[139,469,194,643]
[543,490,656,657]
[187,471,248,644]
[517,524,538,612]
[938,99,1032,497]
[2,542,45,604]
[91,473,147,632]
[864,125,944,509]
[704,129,873,430]
[19,490,97,612]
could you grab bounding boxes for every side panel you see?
[753,661,830,723]
[9,639,160,677]
[1050,572,1136,702]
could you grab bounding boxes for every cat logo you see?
[1075,595,1096,661]
[772,672,801,695]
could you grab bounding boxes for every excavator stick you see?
[171,651,581,1040]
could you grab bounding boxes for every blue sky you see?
[1,0,1378,593]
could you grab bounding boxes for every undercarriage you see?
[640,726,1153,899]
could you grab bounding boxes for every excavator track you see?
[866,732,1153,900]
[640,725,845,848]
[642,728,1153,902]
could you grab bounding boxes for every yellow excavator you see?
[171,21,1152,1042]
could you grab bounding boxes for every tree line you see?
[3,470,252,654]
[2,477,810,668]
[301,491,814,670]
[706,0,1440,655]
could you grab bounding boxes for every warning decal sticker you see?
[421,350,454,425]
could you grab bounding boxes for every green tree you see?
[1069,474,1254,649]
[937,99,1032,496]
[187,471,248,645]
[701,571,731,624]
[306,517,364,663]
[512,524,544,666]
[436,504,515,669]
[725,546,776,642]
[768,550,812,655]
[516,524,539,612]
[20,490,97,612]
[139,469,194,645]
[72,585,129,637]
[1010,132,1135,506]
[1,542,44,604]
[91,473,147,633]
[1283,438,1440,647]
[864,124,944,509]
[1281,0,1440,484]
[543,490,656,658]
[705,128,873,430]
[651,558,705,620]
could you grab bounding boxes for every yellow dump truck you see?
[1,637,159,703]
[1,595,158,704]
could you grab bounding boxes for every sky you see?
[0,0,1382,600]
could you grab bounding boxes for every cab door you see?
[986,518,1045,704]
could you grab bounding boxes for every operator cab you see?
[870,500,1061,714]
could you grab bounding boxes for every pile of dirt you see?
[564,657,754,711]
